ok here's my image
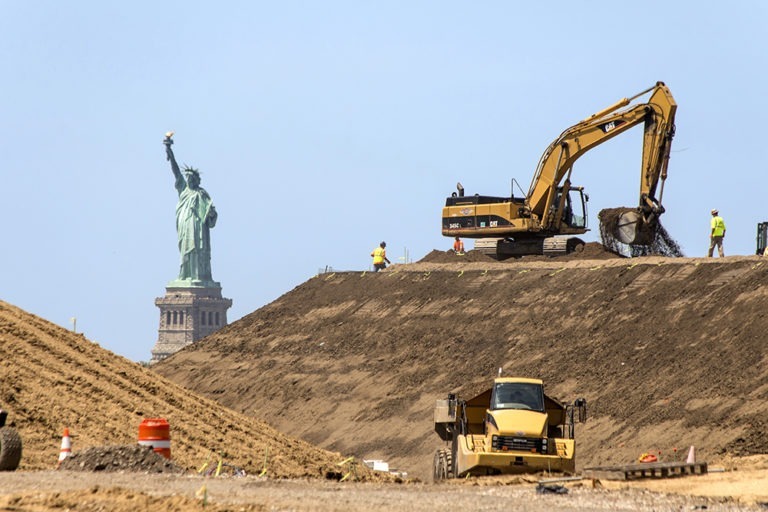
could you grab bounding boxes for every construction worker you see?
[371,241,391,272]
[453,236,465,254]
[708,209,726,257]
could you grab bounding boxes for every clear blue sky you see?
[3,2,766,361]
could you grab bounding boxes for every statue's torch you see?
[164,131,174,161]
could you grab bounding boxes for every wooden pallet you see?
[583,461,708,481]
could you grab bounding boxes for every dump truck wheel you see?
[0,426,22,471]
[433,449,449,481]
[444,450,454,479]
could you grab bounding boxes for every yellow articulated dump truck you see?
[433,377,587,480]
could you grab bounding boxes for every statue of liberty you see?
[163,132,218,285]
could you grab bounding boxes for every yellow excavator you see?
[441,81,677,257]
[433,377,587,479]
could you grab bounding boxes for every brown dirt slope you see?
[155,253,768,481]
[0,300,376,479]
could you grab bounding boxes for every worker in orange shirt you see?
[371,241,391,272]
[453,236,465,255]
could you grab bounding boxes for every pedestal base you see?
[150,285,232,364]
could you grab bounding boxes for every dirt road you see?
[1,469,766,511]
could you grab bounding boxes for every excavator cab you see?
[555,186,588,230]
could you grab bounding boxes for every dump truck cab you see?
[487,378,549,452]
[433,377,586,480]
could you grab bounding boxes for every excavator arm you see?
[527,82,677,233]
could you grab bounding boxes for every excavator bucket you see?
[599,207,683,257]
[614,210,654,245]
[599,207,653,246]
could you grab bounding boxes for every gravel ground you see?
[0,471,764,512]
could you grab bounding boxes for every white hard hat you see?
[711,209,718,215]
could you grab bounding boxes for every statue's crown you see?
[183,165,200,176]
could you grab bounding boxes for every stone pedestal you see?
[150,282,232,364]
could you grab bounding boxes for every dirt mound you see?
[504,242,624,262]
[420,243,622,263]
[0,300,383,480]
[418,249,496,263]
[58,445,184,473]
[155,254,768,481]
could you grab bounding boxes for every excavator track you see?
[474,239,500,258]
[477,237,585,259]
[543,237,585,257]
[543,237,568,256]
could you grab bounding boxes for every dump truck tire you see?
[433,449,450,481]
[445,449,454,479]
[0,426,22,471]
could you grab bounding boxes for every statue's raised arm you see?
[164,132,185,194]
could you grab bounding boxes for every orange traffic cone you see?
[686,445,695,464]
[57,428,72,467]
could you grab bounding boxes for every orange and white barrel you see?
[138,418,171,459]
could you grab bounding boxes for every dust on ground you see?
[1,467,766,511]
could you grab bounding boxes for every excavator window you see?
[555,188,587,229]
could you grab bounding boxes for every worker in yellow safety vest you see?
[708,208,726,258]
[371,241,391,272]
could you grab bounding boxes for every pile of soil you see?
[598,207,684,257]
[418,249,496,263]
[155,254,768,481]
[58,445,184,473]
[0,300,385,481]
[420,243,622,264]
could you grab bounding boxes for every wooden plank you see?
[538,476,584,484]
[583,461,708,481]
